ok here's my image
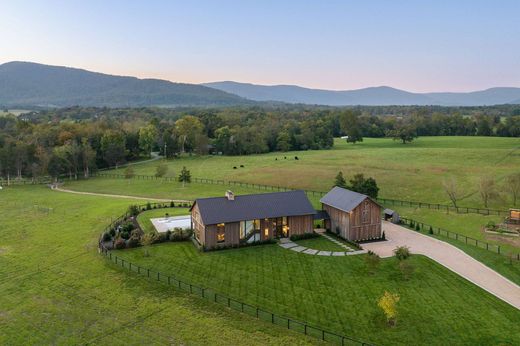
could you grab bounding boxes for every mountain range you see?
[203,81,520,106]
[0,61,248,108]
[0,61,519,108]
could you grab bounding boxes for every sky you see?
[1,0,519,92]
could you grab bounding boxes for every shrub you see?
[429,226,434,235]
[146,202,152,210]
[120,221,134,233]
[365,251,381,274]
[415,223,421,231]
[127,235,140,248]
[124,166,135,179]
[240,164,244,168]
[155,163,168,178]
[399,261,415,281]
[114,238,126,249]
[233,166,237,169]
[102,232,112,241]
[128,205,140,216]
[140,233,155,247]
[170,201,175,207]
[290,232,319,241]
[486,220,497,231]
[378,291,400,326]
[120,231,130,240]
[394,246,411,261]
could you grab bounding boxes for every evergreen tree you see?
[334,171,347,188]
[178,166,191,187]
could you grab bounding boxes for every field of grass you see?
[0,186,319,345]
[113,241,520,345]
[62,178,301,202]
[108,136,520,209]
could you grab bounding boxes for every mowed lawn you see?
[0,186,319,345]
[108,136,520,209]
[114,241,520,345]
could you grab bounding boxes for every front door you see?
[272,217,288,238]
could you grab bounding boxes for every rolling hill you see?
[0,61,249,108]
[203,81,520,106]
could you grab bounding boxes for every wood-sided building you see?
[320,186,382,242]
[190,190,316,250]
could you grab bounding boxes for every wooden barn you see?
[320,186,382,241]
[190,190,316,250]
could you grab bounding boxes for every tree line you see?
[0,105,518,182]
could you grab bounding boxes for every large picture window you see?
[217,223,225,243]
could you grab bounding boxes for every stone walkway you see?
[278,237,367,256]
[319,233,355,251]
[362,221,520,310]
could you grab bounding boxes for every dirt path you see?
[362,221,520,310]
[52,186,191,203]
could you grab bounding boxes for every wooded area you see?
[0,105,518,181]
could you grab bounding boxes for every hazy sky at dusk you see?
[1,0,519,92]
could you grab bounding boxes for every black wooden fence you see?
[400,216,520,261]
[99,205,374,346]
[91,172,509,216]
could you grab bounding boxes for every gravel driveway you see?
[362,221,520,310]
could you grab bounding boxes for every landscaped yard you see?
[0,186,317,345]
[112,241,520,345]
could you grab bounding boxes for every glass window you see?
[217,223,225,243]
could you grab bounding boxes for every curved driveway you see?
[362,221,520,310]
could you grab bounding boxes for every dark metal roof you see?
[320,186,378,212]
[384,208,395,215]
[314,210,330,220]
[193,190,316,225]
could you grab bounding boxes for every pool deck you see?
[150,215,191,233]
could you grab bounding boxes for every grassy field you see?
[113,241,520,345]
[107,136,520,209]
[0,186,319,345]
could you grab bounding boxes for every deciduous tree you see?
[378,291,400,326]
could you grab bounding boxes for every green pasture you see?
[107,136,520,209]
[0,186,317,345]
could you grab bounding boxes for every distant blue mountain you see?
[203,81,520,106]
[0,61,250,108]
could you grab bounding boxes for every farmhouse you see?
[190,190,316,250]
[320,186,382,241]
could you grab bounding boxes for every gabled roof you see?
[320,186,379,212]
[193,190,316,225]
